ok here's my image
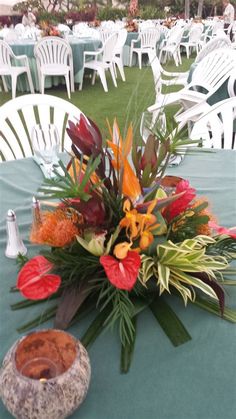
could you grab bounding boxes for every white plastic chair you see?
[0,94,84,161]
[195,36,232,63]
[165,36,233,88]
[190,97,236,149]
[148,49,236,130]
[34,37,74,99]
[14,23,25,38]
[0,40,34,99]
[129,28,160,69]
[148,50,188,98]
[57,24,71,34]
[113,29,127,82]
[80,32,118,93]
[159,25,185,67]
[98,28,116,44]
[180,24,203,58]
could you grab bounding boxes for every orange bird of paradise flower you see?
[106,119,141,201]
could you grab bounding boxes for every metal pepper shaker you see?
[5,210,27,259]
[32,196,42,228]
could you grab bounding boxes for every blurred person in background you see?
[222,0,235,40]
[22,8,36,27]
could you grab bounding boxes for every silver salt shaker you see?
[5,210,27,259]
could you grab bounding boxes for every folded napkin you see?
[33,156,65,179]
[168,153,185,166]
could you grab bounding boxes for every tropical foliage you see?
[13,115,236,373]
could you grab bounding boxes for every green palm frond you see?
[38,155,101,201]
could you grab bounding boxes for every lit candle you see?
[0,330,91,419]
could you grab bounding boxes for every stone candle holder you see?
[0,329,91,419]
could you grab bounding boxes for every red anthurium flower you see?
[163,179,196,222]
[100,251,141,291]
[17,256,61,300]
[209,222,236,238]
[66,115,102,157]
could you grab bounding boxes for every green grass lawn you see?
[0,57,194,139]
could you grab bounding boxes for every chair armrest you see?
[84,49,102,58]
[13,54,29,66]
[162,69,188,78]
[131,36,141,46]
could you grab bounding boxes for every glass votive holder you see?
[0,329,91,419]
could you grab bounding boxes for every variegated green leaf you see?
[157,263,170,294]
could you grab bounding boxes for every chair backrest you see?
[139,28,160,48]
[0,40,13,67]
[73,22,89,33]
[212,20,224,36]
[190,97,236,149]
[14,23,25,35]
[98,28,115,44]
[188,25,203,42]
[114,29,127,54]
[165,25,185,46]
[102,32,119,62]
[195,36,232,63]
[34,37,72,67]
[190,48,236,95]
[0,94,84,161]
[100,20,116,30]
[148,50,162,95]
[57,24,71,33]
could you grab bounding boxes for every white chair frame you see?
[34,37,74,99]
[0,40,34,99]
[189,97,236,149]
[129,28,161,69]
[0,94,84,161]
[80,32,118,93]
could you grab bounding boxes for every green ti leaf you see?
[149,296,191,346]
[120,316,137,373]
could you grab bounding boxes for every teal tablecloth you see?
[7,38,101,92]
[0,150,236,419]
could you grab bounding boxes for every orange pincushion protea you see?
[30,209,81,247]
[192,198,216,236]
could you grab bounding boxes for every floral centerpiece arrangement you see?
[14,117,236,372]
[125,19,139,33]
[39,21,62,37]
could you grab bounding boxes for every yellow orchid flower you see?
[113,241,132,259]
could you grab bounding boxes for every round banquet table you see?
[0,149,236,419]
[6,37,102,92]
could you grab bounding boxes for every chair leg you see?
[109,64,117,88]
[1,76,8,92]
[65,74,71,99]
[129,48,133,67]
[186,46,189,59]
[173,51,179,67]
[11,74,17,99]
[91,71,96,85]
[115,58,125,82]
[70,70,75,93]
[138,52,142,70]
[41,75,45,94]
[79,70,84,91]
[178,48,182,65]
[26,69,35,94]
[113,62,117,79]
[97,68,108,92]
